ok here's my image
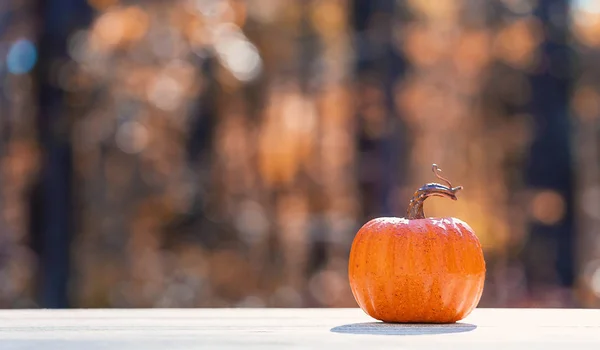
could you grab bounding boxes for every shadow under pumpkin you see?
[330,322,477,336]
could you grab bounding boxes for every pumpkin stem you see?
[406,164,463,219]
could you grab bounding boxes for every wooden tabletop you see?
[0,308,598,349]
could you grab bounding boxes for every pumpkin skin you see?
[348,165,485,323]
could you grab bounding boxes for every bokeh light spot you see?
[115,121,149,154]
[573,0,600,15]
[530,190,565,225]
[581,186,600,220]
[572,86,600,121]
[7,39,37,75]
[213,24,262,82]
[147,74,184,111]
[591,266,600,297]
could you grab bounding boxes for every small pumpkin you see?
[348,164,485,323]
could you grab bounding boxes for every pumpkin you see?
[348,164,485,323]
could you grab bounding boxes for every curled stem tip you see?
[432,163,462,191]
[406,164,463,219]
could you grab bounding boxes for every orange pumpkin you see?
[348,164,485,323]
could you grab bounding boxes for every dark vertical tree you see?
[353,0,407,221]
[522,0,575,297]
[32,0,93,308]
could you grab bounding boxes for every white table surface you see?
[0,308,598,349]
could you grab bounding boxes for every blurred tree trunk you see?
[0,0,40,308]
[353,0,408,221]
[33,0,92,308]
[521,0,575,304]
[567,0,600,307]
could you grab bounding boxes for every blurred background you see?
[0,0,599,309]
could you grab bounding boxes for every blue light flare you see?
[7,39,37,75]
